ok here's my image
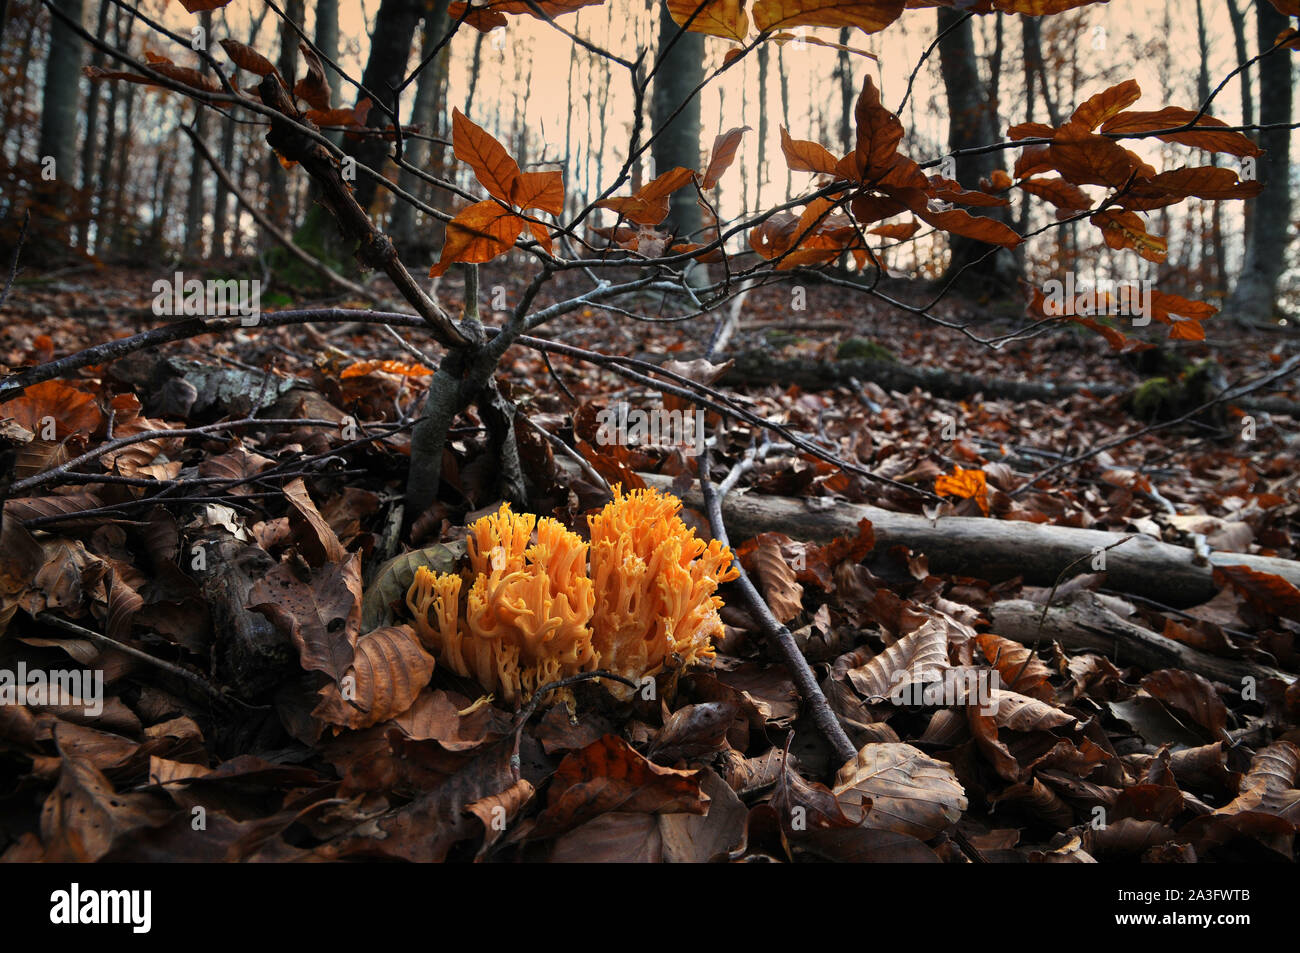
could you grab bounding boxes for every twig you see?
[698,441,858,768]
[0,208,30,310]
[516,413,610,494]
[34,611,261,711]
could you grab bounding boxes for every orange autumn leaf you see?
[702,126,749,189]
[753,0,907,35]
[429,201,525,277]
[596,167,696,226]
[453,108,521,205]
[868,220,921,240]
[1100,107,1262,157]
[842,74,903,182]
[666,0,749,41]
[1070,79,1142,131]
[1090,209,1167,263]
[340,360,434,379]
[0,380,101,439]
[935,466,989,516]
[780,126,839,175]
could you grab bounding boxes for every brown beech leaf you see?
[833,743,968,838]
[596,167,696,226]
[985,689,1077,732]
[1140,669,1228,737]
[848,74,904,181]
[666,0,749,41]
[780,126,839,174]
[248,554,362,681]
[452,107,521,204]
[219,39,278,78]
[1214,742,1300,824]
[739,532,804,623]
[753,0,907,35]
[178,0,235,11]
[39,732,172,862]
[702,126,749,189]
[533,735,706,838]
[649,702,737,763]
[391,689,513,749]
[1070,79,1142,131]
[429,201,525,277]
[283,477,347,567]
[1213,564,1300,622]
[1049,120,1151,187]
[0,380,101,439]
[657,768,748,862]
[846,620,948,701]
[1016,175,1093,211]
[1090,209,1167,263]
[1100,107,1262,157]
[976,632,1055,700]
[313,625,435,731]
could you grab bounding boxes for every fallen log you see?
[630,471,1300,609]
[987,593,1294,685]
[634,349,1300,417]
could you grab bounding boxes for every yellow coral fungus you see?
[588,486,738,695]
[405,487,737,706]
[406,506,595,705]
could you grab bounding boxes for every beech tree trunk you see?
[1227,0,1293,325]
[389,0,452,254]
[35,0,84,253]
[935,7,1018,296]
[650,3,704,240]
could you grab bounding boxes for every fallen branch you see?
[987,592,1294,686]
[699,444,859,768]
[626,469,1300,608]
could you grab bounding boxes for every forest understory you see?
[1,260,1297,864]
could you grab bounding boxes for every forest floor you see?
[0,259,1297,862]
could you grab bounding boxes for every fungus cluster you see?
[406,486,737,705]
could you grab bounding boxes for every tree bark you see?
[389,0,452,254]
[1223,0,1254,238]
[989,593,1294,685]
[1227,1,1292,325]
[650,3,704,240]
[625,471,1300,609]
[935,8,1018,296]
[36,0,85,254]
[345,0,422,214]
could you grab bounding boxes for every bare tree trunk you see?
[753,41,769,212]
[1022,16,1060,127]
[75,0,110,251]
[650,3,704,239]
[1224,0,1254,240]
[1228,1,1293,325]
[346,0,422,214]
[778,43,792,200]
[36,0,85,254]
[389,0,451,254]
[833,27,853,154]
[265,0,305,238]
[935,7,1018,295]
[1195,0,1225,289]
[185,10,214,258]
[314,0,343,117]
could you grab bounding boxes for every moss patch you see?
[835,337,896,362]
